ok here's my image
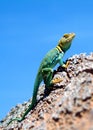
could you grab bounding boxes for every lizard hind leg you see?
[42,67,53,89]
[42,68,63,89]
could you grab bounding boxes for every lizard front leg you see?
[51,59,70,84]
[49,55,64,84]
[58,53,70,69]
[60,60,70,68]
[50,56,69,84]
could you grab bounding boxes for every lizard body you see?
[8,33,75,125]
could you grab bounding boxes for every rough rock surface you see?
[0,53,93,130]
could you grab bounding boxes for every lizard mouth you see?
[63,33,75,39]
[69,33,76,38]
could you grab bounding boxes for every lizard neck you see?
[56,45,64,53]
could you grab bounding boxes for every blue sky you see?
[0,0,93,120]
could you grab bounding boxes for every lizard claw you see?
[52,77,63,84]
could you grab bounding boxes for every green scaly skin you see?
[8,33,75,125]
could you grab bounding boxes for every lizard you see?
[8,32,75,125]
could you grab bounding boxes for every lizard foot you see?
[62,61,70,68]
[52,77,63,84]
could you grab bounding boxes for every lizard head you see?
[58,33,75,52]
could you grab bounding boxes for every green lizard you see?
[8,33,75,125]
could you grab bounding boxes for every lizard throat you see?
[56,45,63,53]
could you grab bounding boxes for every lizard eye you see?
[63,34,69,38]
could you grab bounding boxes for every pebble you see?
[52,113,60,121]
[39,111,44,119]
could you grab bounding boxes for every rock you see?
[0,53,93,130]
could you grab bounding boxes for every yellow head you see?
[58,33,75,52]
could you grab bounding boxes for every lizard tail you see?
[7,117,23,125]
[7,74,42,126]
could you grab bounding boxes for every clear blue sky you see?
[0,0,93,120]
